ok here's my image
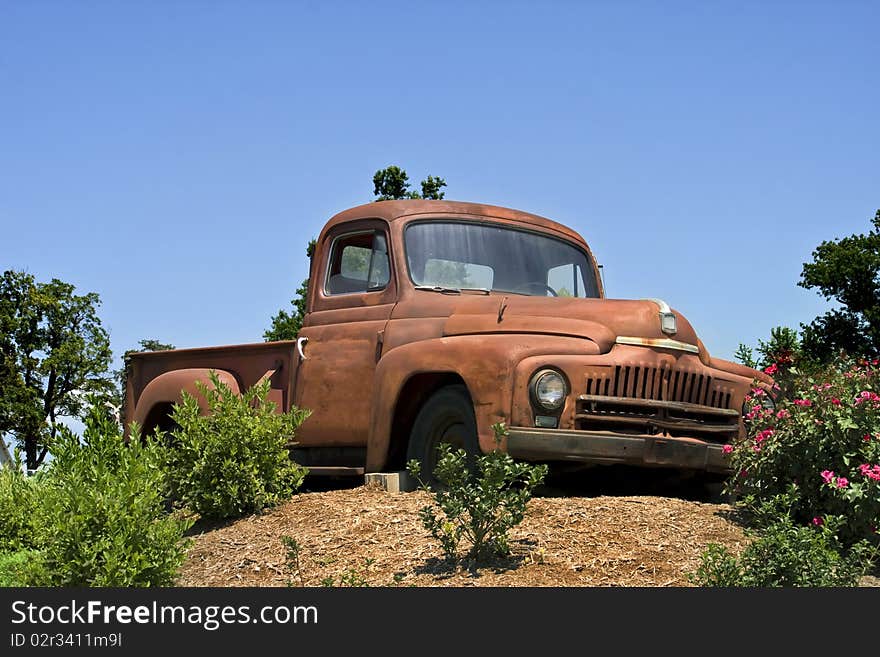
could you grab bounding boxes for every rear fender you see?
[131,368,241,432]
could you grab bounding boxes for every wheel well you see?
[141,402,178,439]
[386,373,469,471]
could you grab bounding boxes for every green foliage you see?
[419,175,447,200]
[735,325,805,386]
[24,402,192,586]
[734,343,759,370]
[690,496,874,587]
[372,165,447,201]
[265,239,316,341]
[407,423,547,562]
[165,371,309,520]
[0,453,40,551]
[799,209,880,363]
[0,270,113,470]
[736,326,807,398]
[729,359,880,546]
[0,550,33,587]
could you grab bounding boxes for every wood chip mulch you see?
[176,483,748,587]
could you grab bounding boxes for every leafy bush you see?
[407,422,547,562]
[0,550,33,587]
[165,371,309,520]
[727,358,880,545]
[691,496,874,587]
[0,453,40,551]
[24,403,192,586]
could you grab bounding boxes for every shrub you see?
[0,550,33,587]
[727,358,880,545]
[691,495,875,587]
[0,453,41,551]
[407,422,547,562]
[24,402,192,586]
[165,371,309,520]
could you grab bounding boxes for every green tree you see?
[799,209,880,362]
[264,239,316,341]
[0,271,112,470]
[373,165,446,201]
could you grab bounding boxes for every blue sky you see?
[1,0,878,373]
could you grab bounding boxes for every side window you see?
[547,263,587,298]
[325,230,391,295]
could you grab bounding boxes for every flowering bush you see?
[726,358,880,546]
[691,486,875,586]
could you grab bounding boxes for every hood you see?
[441,295,702,355]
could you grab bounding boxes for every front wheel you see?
[407,385,480,490]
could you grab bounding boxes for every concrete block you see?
[364,470,418,493]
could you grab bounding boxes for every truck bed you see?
[125,340,299,432]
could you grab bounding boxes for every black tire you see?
[407,385,480,490]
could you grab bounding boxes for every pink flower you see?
[793,399,812,407]
[831,398,841,406]
[821,470,835,484]
[859,464,880,482]
[722,444,733,454]
[836,477,849,488]
[754,429,775,446]
[812,517,824,526]
[776,409,790,419]
[855,391,880,406]
[864,434,873,442]
[764,363,778,375]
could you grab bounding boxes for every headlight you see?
[742,389,776,415]
[531,369,567,411]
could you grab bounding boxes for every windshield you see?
[404,221,600,298]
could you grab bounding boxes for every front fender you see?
[366,334,599,471]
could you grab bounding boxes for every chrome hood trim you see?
[615,335,699,354]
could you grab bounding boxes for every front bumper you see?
[506,427,731,473]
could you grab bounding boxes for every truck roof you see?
[321,200,588,247]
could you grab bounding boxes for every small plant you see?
[320,561,372,587]
[408,422,547,563]
[24,401,192,586]
[164,371,310,520]
[281,535,305,587]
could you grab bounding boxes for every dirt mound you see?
[177,482,747,587]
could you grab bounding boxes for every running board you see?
[305,466,365,476]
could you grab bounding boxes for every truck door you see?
[293,221,395,450]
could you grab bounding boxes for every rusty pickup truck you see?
[125,200,772,481]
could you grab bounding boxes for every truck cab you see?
[126,200,772,480]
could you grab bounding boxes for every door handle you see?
[296,336,309,360]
